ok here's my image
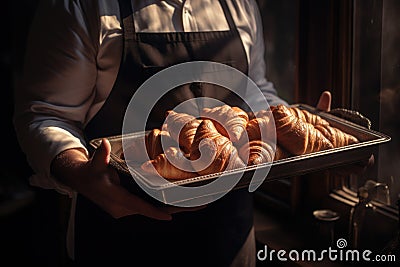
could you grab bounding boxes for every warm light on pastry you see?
[134,104,359,180]
[200,105,249,143]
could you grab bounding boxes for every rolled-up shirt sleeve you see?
[13,0,98,196]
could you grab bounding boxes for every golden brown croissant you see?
[245,116,275,142]
[274,145,291,161]
[314,125,359,148]
[141,147,198,180]
[255,109,272,118]
[200,105,248,143]
[223,109,267,125]
[120,129,174,162]
[287,106,329,126]
[231,106,250,121]
[190,119,245,176]
[272,104,334,155]
[239,140,274,166]
[164,110,202,154]
[145,129,175,160]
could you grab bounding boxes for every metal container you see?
[89,104,391,204]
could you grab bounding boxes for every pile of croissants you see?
[122,104,359,180]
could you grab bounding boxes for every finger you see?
[105,166,121,186]
[108,185,173,220]
[316,91,332,112]
[91,138,111,170]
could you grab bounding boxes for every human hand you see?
[51,138,204,220]
[315,91,375,177]
[316,90,332,112]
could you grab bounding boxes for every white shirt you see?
[13,0,287,259]
[14,0,286,195]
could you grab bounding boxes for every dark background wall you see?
[2,2,37,182]
[1,1,70,266]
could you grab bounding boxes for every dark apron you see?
[75,1,253,266]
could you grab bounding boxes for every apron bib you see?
[76,1,254,266]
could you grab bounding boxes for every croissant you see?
[286,106,329,126]
[141,147,198,180]
[161,122,168,132]
[164,110,202,154]
[145,129,175,160]
[274,145,291,161]
[314,125,359,148]
[232,106,250,121]
[120,129,174,162]
[255,109,272,118]
[272,104,334,155]
[239,140,274,166]
[245,116,275,142]
[200,105,248,143]
[190,119,245,176]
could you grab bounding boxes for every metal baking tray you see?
[89,104,391,204]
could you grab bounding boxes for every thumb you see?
[316,91,332,112]
[91,138,112,169]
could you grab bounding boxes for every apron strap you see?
[118,0,143,69]
[218,0,237,31]
[118,0,136,41]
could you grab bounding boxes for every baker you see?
[14,0,331,266]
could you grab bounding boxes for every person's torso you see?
[85,0,257,125]
[76,1,255,266]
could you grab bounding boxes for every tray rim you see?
[89,103,392,190]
